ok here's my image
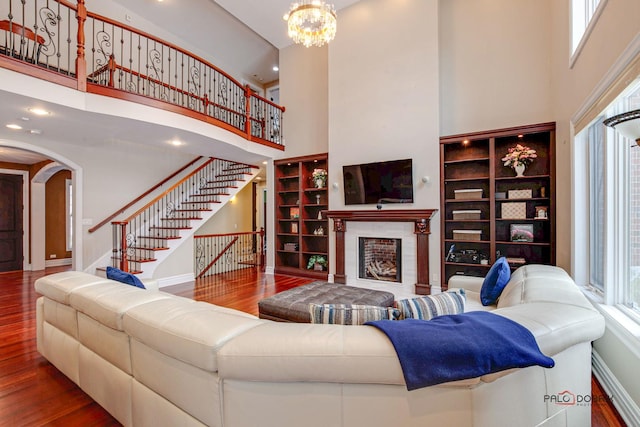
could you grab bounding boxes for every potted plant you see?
[312,168,327,188]
[307,255,327,270]
[501,144,537,177]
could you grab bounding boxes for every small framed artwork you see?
[535,206,548,219]
[289,207,300,219]
[291,222,298,234]
[510,224,534,242]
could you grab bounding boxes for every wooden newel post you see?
[259,227,265,271]
[244,85,252,140]
[76,0,87,92]
[107,54,116,88]
[120,223,129,272]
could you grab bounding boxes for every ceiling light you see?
[6,124,22,130]
[30,129,42,135]
[284,1,337,48]
[273,66,279,72]
[604,109,640,145]
[28,107,50,116]
[170,139,183,146]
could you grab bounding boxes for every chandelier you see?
[283,1,337,48]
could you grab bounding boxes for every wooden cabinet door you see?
[0,174,23,272]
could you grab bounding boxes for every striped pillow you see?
[309,303,400,325]
[395,289,466,320]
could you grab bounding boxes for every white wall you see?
[439,0,553,136]
[325,0,440,285]
[279,44,329,158]
[196,182,255,234]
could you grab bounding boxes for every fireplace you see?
[323,209,437,295]
[359,237,402,283]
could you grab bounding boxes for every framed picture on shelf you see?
[291,222,298,234]
[535,206,548,219]
[289,207,300,219]
[510,224,534,242]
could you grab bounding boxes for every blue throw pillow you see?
[480,257,510,305]
[106,266,146,289]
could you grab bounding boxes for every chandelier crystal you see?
[283,1,337,48]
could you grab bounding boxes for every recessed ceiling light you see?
[273,66,279,72]
[6,124,22,130]
[30,129,42,135]
[170,139,183,146]
[262,161,268,165]
[28,107,50,116]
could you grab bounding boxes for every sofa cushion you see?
[69,282,172,331]
[106,266,146,289]
[123,298,264,372]
[309,304,400,325]
[35,271,113,304]
[480,257,511,305]
[395,289,466,320]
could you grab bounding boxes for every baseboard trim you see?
[156,273,195,288]
[592,349,640,426]
[264,266,275,275]
[45,258,73,267]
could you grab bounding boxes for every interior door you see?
[0,174,24,272]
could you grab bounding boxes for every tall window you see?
[571,0,605,56]
[586,79,640,313]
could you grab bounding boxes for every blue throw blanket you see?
[366,311,554,390]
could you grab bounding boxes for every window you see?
[571,0,607,62]
[584,78,640,313]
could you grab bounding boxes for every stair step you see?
[130,245,169,251]
[181,201,221,204]
[112,256,157,263]
[173,208,213,212]
[207,179,244,184]
[98,266,143,275]
[200,185,238,190]
[161,217,202,221]
[138,235,182,240]
[149,226,192,230]
[217,171,252,177]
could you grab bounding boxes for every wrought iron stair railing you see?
[194,230,265,278]
[0,0,285,149]
[111,158,257,275]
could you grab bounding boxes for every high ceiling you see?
[0,0,359,167]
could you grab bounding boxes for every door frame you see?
[0,168,29,270]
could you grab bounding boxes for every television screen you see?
[343,159,414,205]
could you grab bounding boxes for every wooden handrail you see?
[85,10,246,91]
[195,231,261,239]
[89,156,204,233]
[121,157,217,223]
[251,91,286,112]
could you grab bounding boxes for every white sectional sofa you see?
[35,265,604,427]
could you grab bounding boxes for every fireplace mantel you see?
[323,209,437,294]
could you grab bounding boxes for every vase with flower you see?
[312,168,327,188]
[501,144,537,177]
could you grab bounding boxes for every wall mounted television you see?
[342,159,414,205]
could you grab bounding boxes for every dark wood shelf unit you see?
[440,122,556,288]
[274,153,329,279]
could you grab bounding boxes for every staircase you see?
[110,158,258,279]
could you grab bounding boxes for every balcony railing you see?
[0,0,284,149]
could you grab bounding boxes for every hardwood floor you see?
[0,267,626,426]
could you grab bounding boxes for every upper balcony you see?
[0,0,284,150]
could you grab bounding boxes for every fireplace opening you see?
[358,237,402,283]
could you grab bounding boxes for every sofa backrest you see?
[497,265,593,311]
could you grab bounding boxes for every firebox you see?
[358,237,402,283]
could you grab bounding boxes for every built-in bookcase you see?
[440,123,556,288]
[274,153,329,279]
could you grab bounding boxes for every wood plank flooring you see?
[0,266,626,426]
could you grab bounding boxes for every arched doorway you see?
[0,139,83,271]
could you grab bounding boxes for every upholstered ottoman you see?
[258,281,395,323]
